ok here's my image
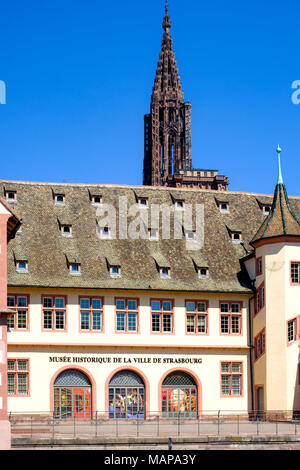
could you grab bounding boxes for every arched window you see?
[108,370,145,420]
[161,371,197,419]
[54,369,91,420]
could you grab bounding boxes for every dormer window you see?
[149,228,159,240]
[110,265,121,277]
[138,198,148,207]
[92,195,102,205]
[232,232,242,243]
[219,202,229,213]
[61,225,72,237]
[175,200,184,210]
[55,194,65,205]
[160,267,171,278]
[5,190,17,202]
[99,226,111,239]
[185,230,196,241]
[263,205,271,215]
[16,261,28,272]
[198,267,209,279]
[70,263,81,275]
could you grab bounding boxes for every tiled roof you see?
[0,197,21,240]
[2,180,300,293]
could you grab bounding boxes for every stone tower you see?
[143,1,192,187]
[143,2,229,191]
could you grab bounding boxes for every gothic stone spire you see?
[143,3,192,186]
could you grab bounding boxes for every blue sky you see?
[1,0,300,196]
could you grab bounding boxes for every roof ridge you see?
[2,179,300,199]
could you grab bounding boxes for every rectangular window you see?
[42,296,67,331]
[291,262,300,284]
[287,318,297,344]
[151,299,174,333]
[255,283,265,315]
[7,359,29,396]
[79,297,103,332]
[7,295,29,331]
[256,257,263,276]
[221,362,242,396]
[185,300,208,334]
[115,298,139,333]
[254,329,265,359]
[220,302,242,335]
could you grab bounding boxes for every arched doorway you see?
[108,370,145,419]
[53,369,91,420]
[161,371,197,419]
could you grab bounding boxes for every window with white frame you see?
[7,359,29,396]
[79,297,103,332]
[151,299,173,333]
[220,302,242,334]
[186,301,208,334]
[288,318,297,343]
[42,296,66,331]
[221,362,242,396]
[7,295,29,330]
[115,299,138,333]
[291,262,300,284]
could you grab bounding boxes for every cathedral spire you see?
[143,2,192,186]
[163,0,171,35]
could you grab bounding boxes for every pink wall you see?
[0,213,11,449]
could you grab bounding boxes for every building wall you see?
[7,288,251,415]
[0,205,11,449]
[253,242,300,412]
[0,207,10,421]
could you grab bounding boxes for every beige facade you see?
[7,288,251,416]
[252,242,300,412]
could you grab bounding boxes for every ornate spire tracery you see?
[143,2,192,186]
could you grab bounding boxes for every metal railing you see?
[8,410,300,439]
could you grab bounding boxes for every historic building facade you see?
[2,146,300,419]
